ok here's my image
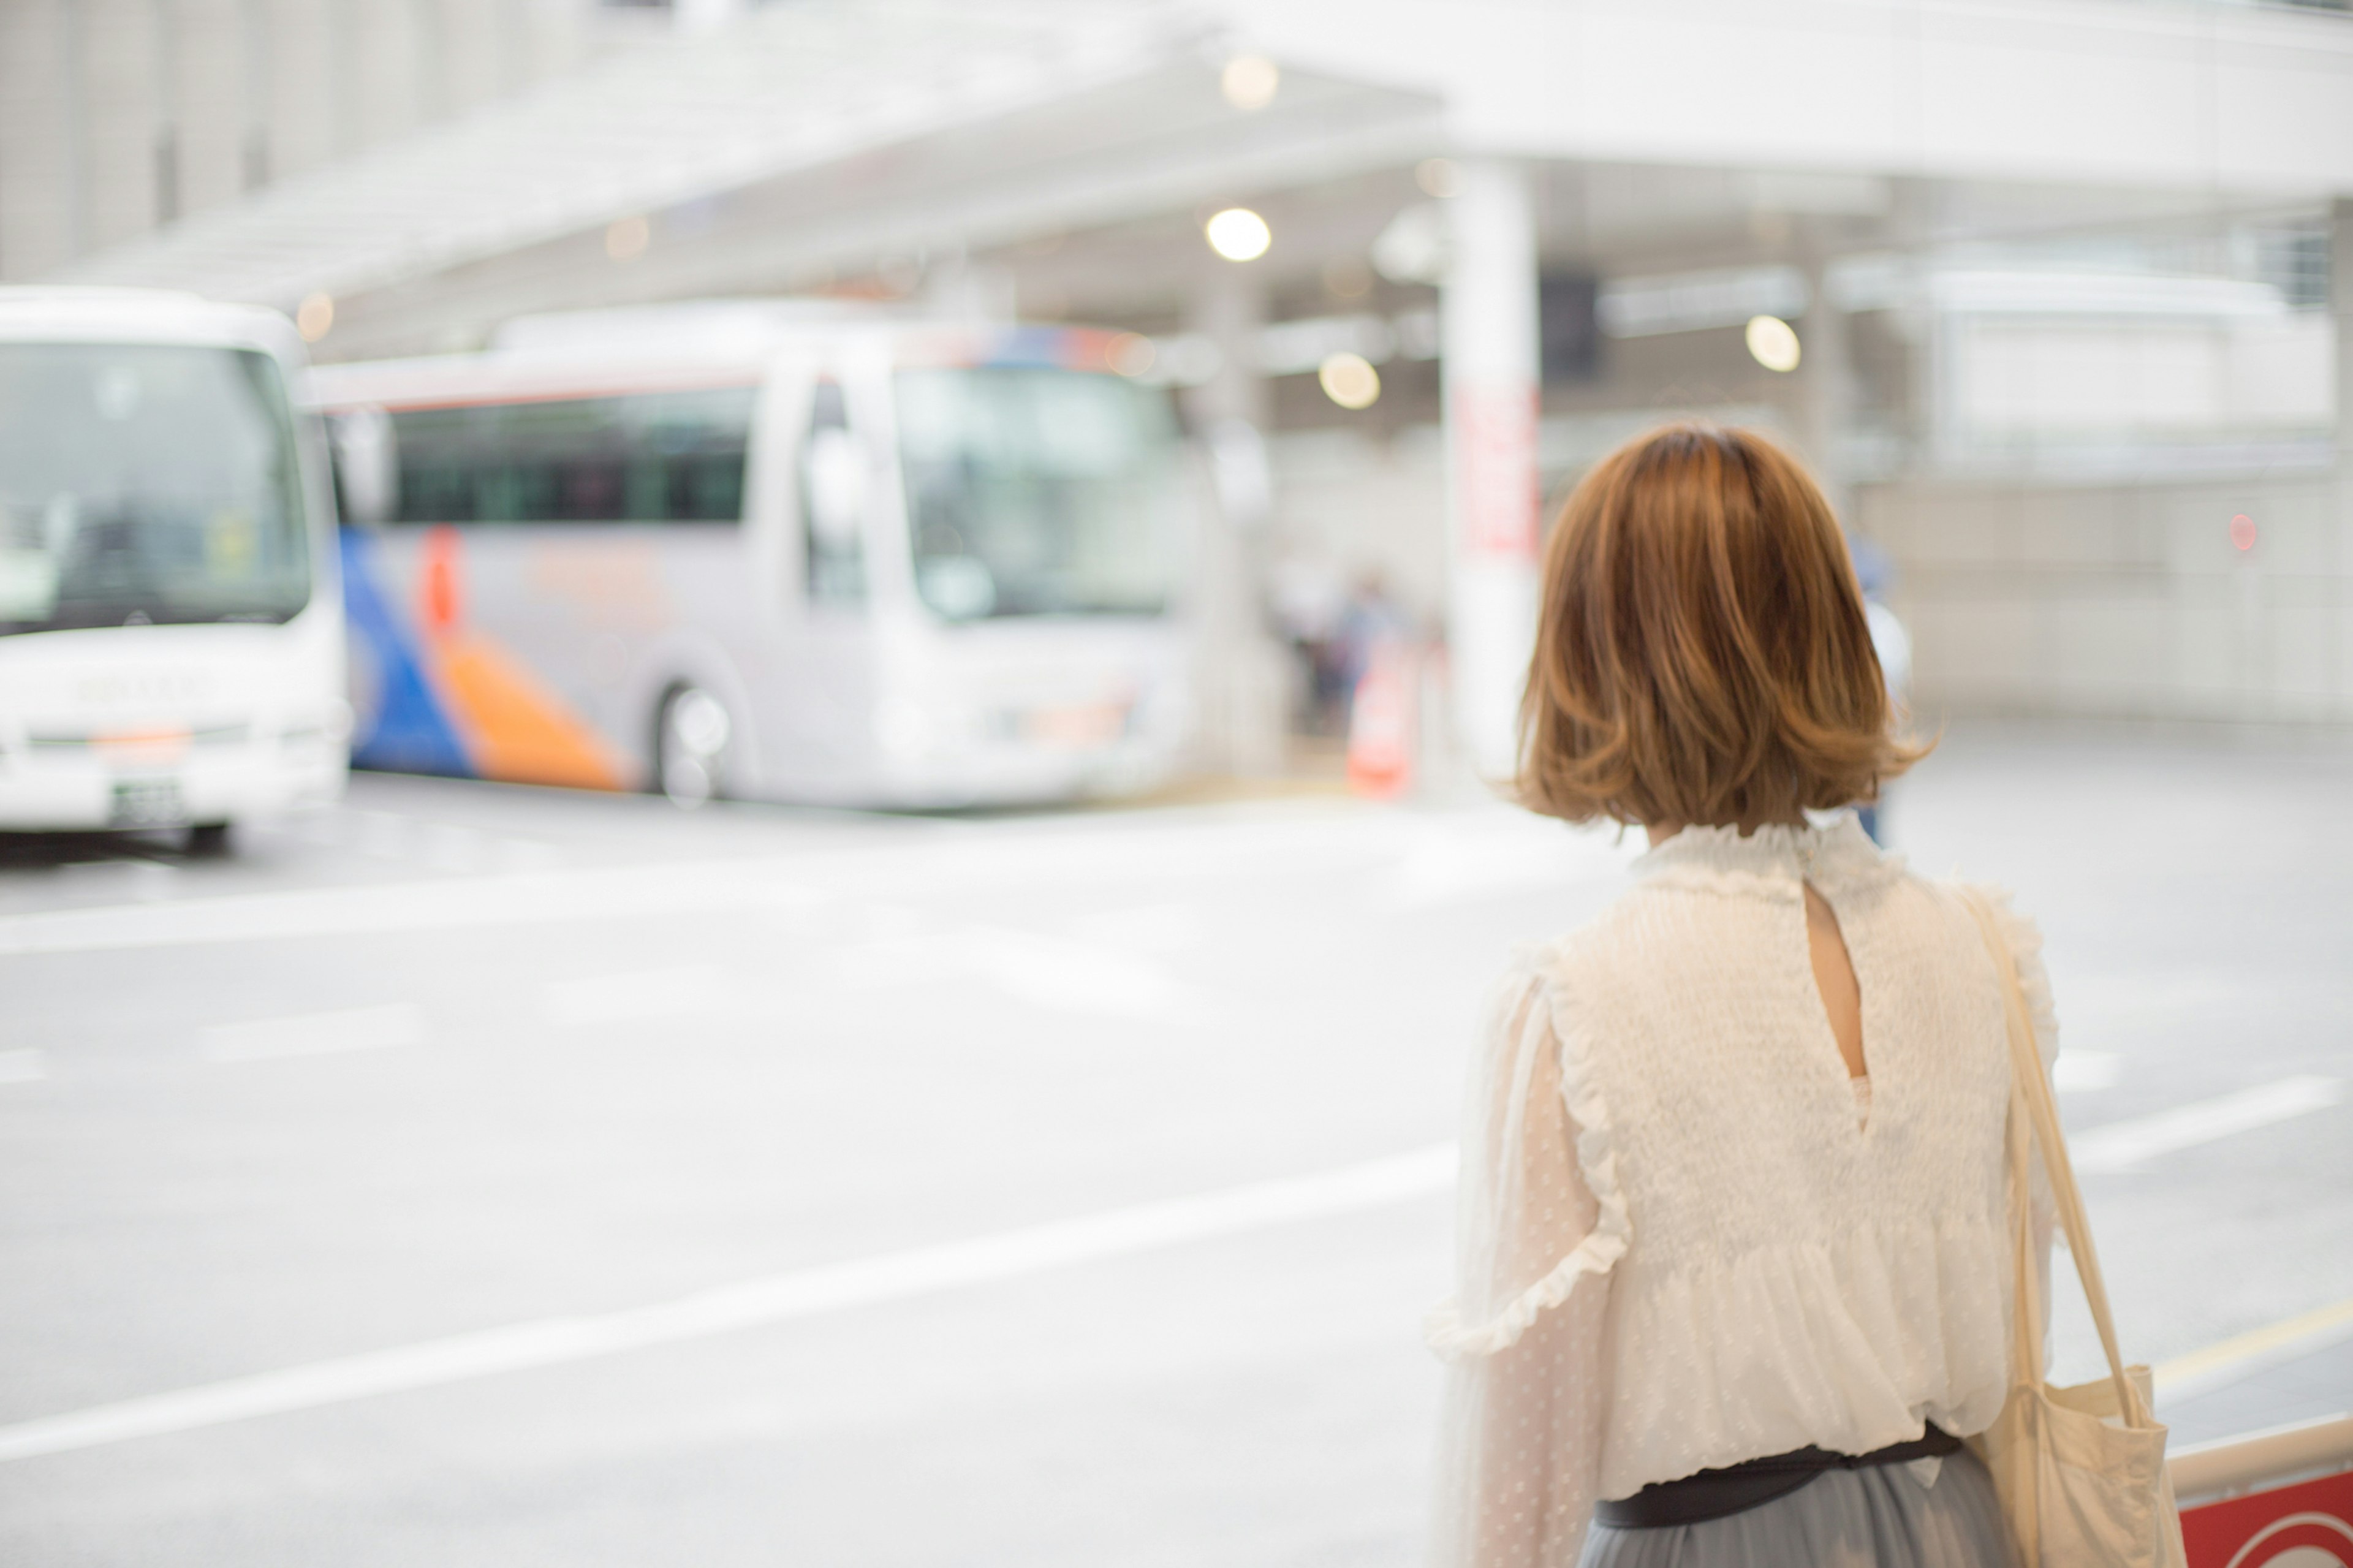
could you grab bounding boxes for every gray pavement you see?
[0,726,2347,1563]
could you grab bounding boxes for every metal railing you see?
[2171,1412,2353,1503]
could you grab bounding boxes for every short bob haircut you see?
[1516,421,1923,830]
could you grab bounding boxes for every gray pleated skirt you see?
[1578,1447,2017,1568]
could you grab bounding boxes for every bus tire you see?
[654,685,732,809]
[186,821,233,857]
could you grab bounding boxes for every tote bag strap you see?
[1953,885,2149,1425]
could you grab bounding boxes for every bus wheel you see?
[186,821,233,857]
[656,686,732,809]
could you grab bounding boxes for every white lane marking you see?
[0,1049,45,1085]
[834,926,1184,1018]
[2052,1050,2121,1093]
[202,1004,427,1063]
[2071,1075,2343,1174]
[1070,901,1202,955]
[961,928,1183,1017]
[0,860,827,957]
[2156,1296,2353,1404]
[0,1142,1455,1464]
[542,965,735,1026]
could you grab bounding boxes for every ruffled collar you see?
[1631,811,1901,900]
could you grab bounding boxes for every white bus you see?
[311,304,1194,809]
[0,289,347,847]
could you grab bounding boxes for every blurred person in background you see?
[1428,424,2055,1567]
[1335,569,1415,705]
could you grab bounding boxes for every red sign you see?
[1451,384,1538,562]
[2181,1469,2353,1567]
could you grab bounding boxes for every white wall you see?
[0,0,608,283]
[1861,469,2353,725]
[1953,315,2334,436]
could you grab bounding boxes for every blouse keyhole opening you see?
[1803,881,1868,1083]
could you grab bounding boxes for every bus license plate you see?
[110,776,189,828]
[1025,702,1127,749]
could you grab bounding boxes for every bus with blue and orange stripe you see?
[311,303,1196,809]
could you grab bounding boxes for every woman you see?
[1429,423,2053,1567]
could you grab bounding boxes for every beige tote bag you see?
[1955,887,2188,1568]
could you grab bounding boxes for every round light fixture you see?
[1221,55,1280,112]
[295,292,335,343]
[1317,352,1381,410]
[1205,207,1271,262]
[1745,314,1802,373]
[1107,333,1158,378]
[605,215,651,262]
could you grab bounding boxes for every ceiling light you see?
[1205,208,1271,263]
[1745,314,1802,373]
[295,293,334,343]
[1221,55,1280,112]
[1318,352,1381,410]
[605,215,651,262]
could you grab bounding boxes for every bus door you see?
[765,352,890,800]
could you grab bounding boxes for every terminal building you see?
[12,0,2353,775]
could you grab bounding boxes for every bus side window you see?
[385,389,753,525]
[801,380,865,605]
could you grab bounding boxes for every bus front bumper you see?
[0,738,347,831]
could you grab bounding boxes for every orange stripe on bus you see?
[433,634,627,792]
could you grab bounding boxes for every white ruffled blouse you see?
[1428,814,2058,1567]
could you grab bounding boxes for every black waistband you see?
[1593,1424,1965,1531]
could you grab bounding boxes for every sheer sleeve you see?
[1427,958,1622,1568]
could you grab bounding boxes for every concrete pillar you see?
[1798,254,1855,523]
[1182,267,1284,776]
[1183,265,1270,434]
[1442,158,1542,780]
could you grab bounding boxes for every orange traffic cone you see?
[1346,643,1416,800]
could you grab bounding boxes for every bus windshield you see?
[895,366,1181,621]
[0,343,310,636]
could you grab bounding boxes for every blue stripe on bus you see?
[339,528,472,777]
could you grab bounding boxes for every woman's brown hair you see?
[1515,421,1923,830]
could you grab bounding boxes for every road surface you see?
[2,727,2347,1565]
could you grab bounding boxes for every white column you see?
[1442,158,1542,780]
[1182,267,1284,776]
[1799,254,1854,522]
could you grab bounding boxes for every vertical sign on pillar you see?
[1443,159,1542,779]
